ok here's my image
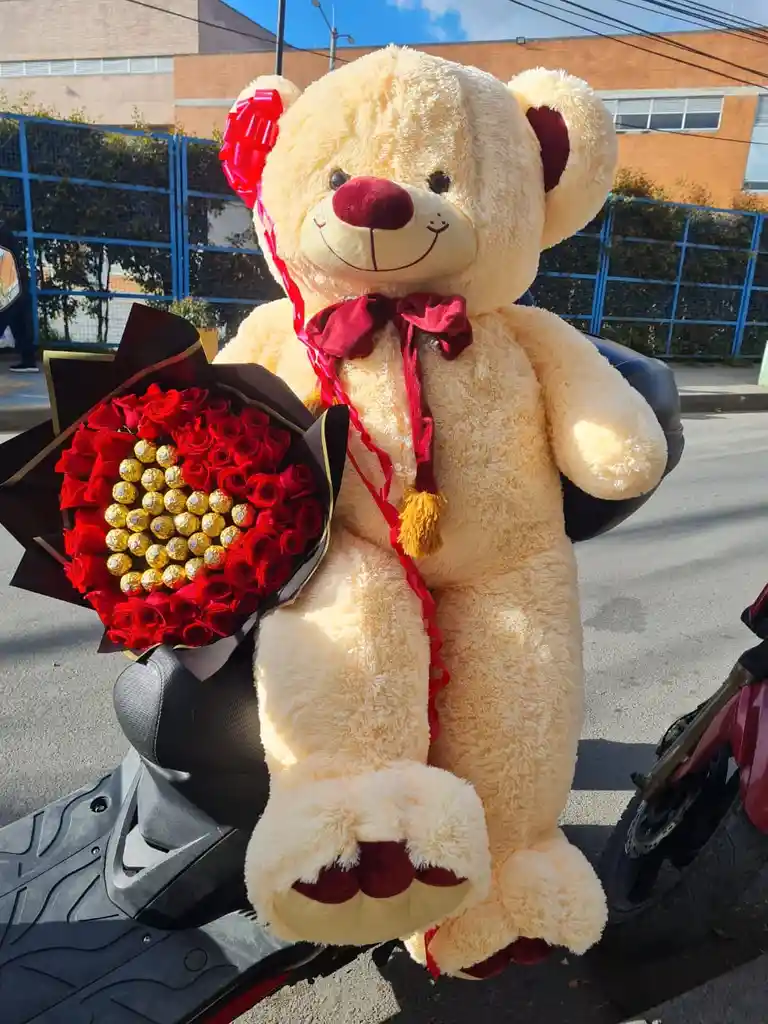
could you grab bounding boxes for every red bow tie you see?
[306,294,472,513]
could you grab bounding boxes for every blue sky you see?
[231,0,765,50]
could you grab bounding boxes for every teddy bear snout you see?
[332,177,415,232]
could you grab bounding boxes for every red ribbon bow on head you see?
[307,292,472,503]
[219,90,284,210]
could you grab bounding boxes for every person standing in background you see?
[0,223,38,373]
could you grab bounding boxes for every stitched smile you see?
[314,222,449,273]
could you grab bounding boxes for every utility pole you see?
[275,0,287,75]
[311,0,354,70]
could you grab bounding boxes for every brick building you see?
[0,0,281,127]
[172,30,768,206]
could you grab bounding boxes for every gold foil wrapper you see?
[162,564,187,590]
[127,532,151,557]
[120,571,144,595]
[150,515,176,540]
[112,481,137,505]
[141,568,164,592]
[104,503,128,529]
[141,468,165,493]
[231,503,255,528]
[166,536,189,562]
[186,491,209,515]
[208,489,233,515]
[156,444,178,469]
[134,439,157,464]
[174,512,200,537]
[146,544,170,570]
[188,532,211,556]
[126,507,151,533]
[119,458,143,483]
[165,465,185,489]
[185,557,205,580]
[201,512,226,538]
[142,491,165,516]
[164,489,188,515]
[107,552,132,576]
[220,525,241,549]
[105,528,131,552]
[203,545,226,569]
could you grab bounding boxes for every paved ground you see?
[2,413,768,1022]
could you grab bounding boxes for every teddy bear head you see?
[236,46,616,315]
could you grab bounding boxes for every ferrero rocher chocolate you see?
[128,531,151,557]
[162,564,187,590]
[134,439,157,464]
[150,515,175,540]
[142,490,165,516]
[186,491,209,516]
[145,544,170,570]
[107,552,132,576]
[188,531,211,556]
[166,536,189,562]
[106,528,131,552]
[120,571,144,595]
[208,489,233,515]
[141,568,164,592]
[201,512,226,538]
[220,525,241,549]
[165,465,185,489]
[125,507,151,533]
[155,444,178,469]
[141,467,165,493]
[203,544,226,569]
[164,489,187,515]
[231,503,255,528]
[104,503,128,529]
[112,481,137,505]
[185,557,205,580]
[119,458,143,483]
[174,512,199,537]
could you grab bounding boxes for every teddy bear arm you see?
[214,298,294,374]
[509,307,668,500]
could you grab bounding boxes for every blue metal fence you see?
[1,112,767,359]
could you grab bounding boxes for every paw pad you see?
[463,937,552,979]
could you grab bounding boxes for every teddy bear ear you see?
[508,68,617,249]
[235,75,303,112]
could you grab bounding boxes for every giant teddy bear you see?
[215,46,668,978]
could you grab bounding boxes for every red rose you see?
[280,463,317,499]
[295,498,325,539]
[60,476,91,509]
[87,401,124,431]
[254,506,294,538]
[241,407,270,431]
[91,430,134,461]
[279,529,312,557]
[66,554,112,593]
[112,394,144,430]
[64,518,107,557]
[180,388,210,415]
[171,598,198,624]
[140,384,185,426]
[224,550,261,593]
[180,459,213,492]
[69,424,97,456]
[210,444,234,470]
[262,426,292,466]
[145,592,179,625]
[248,473,283,508]
[109,598,165,648]
[217,465,250,498]
[209,416,242,443]
[203,396,230,419]
[86,588,120,621]
[137,417,163,441]
[206,602,238,636]
[176,423,212,457]
[182,621,215,647]
[256,553,295,592]
[192,574,233,605]
[55,447,95,479]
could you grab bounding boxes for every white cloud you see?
[389,0,767,43]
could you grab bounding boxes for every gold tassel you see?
[398,488,446,559]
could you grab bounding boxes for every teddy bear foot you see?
[245,761,491,946]
[410,828,606,977]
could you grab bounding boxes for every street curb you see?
[0,405,50,433]
[680,392,768,414]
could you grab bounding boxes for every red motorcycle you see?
[601,589,768,951]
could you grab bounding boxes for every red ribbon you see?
[219,90,284,210]
[307,294,472,495]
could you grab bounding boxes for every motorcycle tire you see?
[599,748,768,955]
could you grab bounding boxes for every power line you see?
[648,0,768,37]
[608,0,768,48]
[120,0,352,65]
[504,0,768,144]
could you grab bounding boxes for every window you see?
[0,56,174,78]
[744,96,768,192]
[602,94,723,134]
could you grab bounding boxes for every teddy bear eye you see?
[329,169,350,190]
[427,171,451,195]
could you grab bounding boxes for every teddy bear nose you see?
[332,177,415,231]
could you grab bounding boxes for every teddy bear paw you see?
[244,761,491,946]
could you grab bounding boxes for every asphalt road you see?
[2,413,768,1023]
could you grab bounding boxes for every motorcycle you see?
[600,586,768,954]
[0,303,684,1023]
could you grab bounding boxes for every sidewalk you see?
[2,359,768,433]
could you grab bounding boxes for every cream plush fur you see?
[216,47,668,975]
